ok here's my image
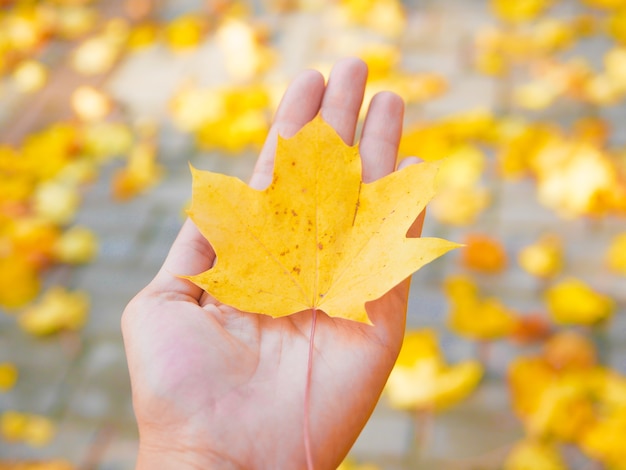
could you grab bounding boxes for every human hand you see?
[122,57,424,470]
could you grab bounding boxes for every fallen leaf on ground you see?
[504,439,567,470]
[0,411,55,447]
[544,278,614,326]
[385,329,483,410]
[18,287,89,336]
[0,363,18,391]
[518,233,563,279]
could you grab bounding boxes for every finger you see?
[147,218,215,300]
[359,91,405,183]
[252,69,325,190]
[320,57,368,145]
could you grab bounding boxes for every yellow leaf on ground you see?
[545,278,614,326]
[12,60,48,93]
[0,255,40,309]
[444,275,519,340]
[385,329,483,410]
[583,0,624,10]
[0,461,74,469]
[0,363,18,391]
[543,330,597,371]
[606,232,626,275]
[0,411,55,447]
[461,233,508,274]
[490,0,552,23]
[581,407,626,469]
[504,439,567,470]
[337,457,379,470]
[164,14,206,51]
[186,115,458,324]
[518,233,563,279]
[53,226,98,265]
[19,287,89,336]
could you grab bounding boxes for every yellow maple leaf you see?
[186,116,457,324]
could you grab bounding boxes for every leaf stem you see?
[304,308,318,470]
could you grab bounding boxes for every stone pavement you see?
[1,0,626,468]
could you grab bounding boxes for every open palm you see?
[122,58,424,470]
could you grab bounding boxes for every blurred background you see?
[0,0,625,468]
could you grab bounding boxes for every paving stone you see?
[0,331,78,415]
[97,435,138,470]
[351,407,413,460]
[422,75,497,118]
[62,341,133,429]
[108,47,201,119]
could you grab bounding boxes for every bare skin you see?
[122,57,424,470]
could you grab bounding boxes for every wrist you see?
[136,435,243,470]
